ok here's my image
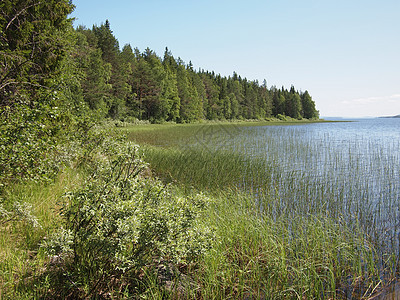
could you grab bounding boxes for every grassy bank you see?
[0,172,381,299]
[0,128,216,299]
[0,168,83,298]
[121,118,329,145]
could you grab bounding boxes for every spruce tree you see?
[1,0,74,108]
[159,70,180,121]
[301,90,319,119]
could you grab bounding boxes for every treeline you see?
[1,1,318,128]
[72,20,319,122]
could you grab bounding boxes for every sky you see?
[71,0,400,118]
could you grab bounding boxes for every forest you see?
[1,2,318,128]
[72,20,319,123]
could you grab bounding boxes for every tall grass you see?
[196,190,380,299]
[140,145,274,194]
[0,168,82,298]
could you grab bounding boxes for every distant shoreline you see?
[379,115,400,118]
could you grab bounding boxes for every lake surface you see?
[132,118,400,254]
[239,119,400,202]
[180,118,400,255]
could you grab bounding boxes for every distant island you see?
[379,115,400,118]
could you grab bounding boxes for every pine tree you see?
[230,93,240,119]
[244,82,258,119]
[285,86,302,119]
[190,70,206,119]
[230,79,245,118]
[92,20,119,64]
[162,47,177,70]
[120,44,137,118]
[82,48,112,114]
[271,87,285,116]
[132,55,160,120]
[92,21,132,119]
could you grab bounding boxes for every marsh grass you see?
[180,190,379,299]
[127,121,400,298]
[140,145,273,194]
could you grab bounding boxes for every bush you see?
[0,101,79,195]
[276,114,287,121]
[41,139,214,298]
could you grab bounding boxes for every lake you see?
[167,118,400,257]
[132,119,400,230]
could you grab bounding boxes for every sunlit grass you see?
[0,168,82,298]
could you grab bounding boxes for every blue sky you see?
[71,0,400,118]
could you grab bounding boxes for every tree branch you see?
[5,1,42,31]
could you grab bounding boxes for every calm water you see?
[191,119,400,199]
[182,119,400,203]
[241,118,400,200]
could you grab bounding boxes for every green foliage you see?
[302,90,319,119]
[286,88,303,119]
[0,104,59,194]
[160,70,181,121]
[63,20,319,124]
[41,137,214,297]
[276,113,287,121]
[0,0,74,108]
[0,0,79,193]
[0,201,40,228]
[42,227,73,256]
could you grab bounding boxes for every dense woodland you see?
[1,1,318,126]
[73,20,319,122]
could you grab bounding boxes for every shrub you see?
[41,139,214,298]
[276,114,287,121]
